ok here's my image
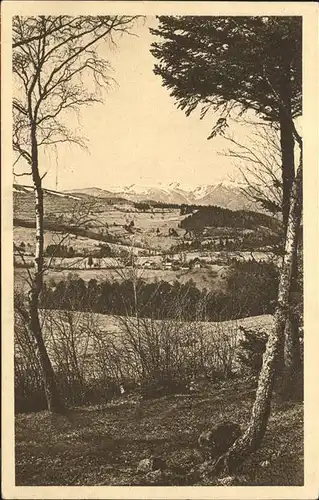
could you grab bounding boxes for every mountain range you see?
[65,181,255,211]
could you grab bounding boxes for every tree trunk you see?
[27,122,63,413]
[28,292,63,412]
[278,73,302,400]
[279,105,295,232]
[213,153,303,476]
[279,169,303,401]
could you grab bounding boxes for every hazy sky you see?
[14,17,270,191]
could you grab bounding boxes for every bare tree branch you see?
[12,14,141,412]
[220,123,283,217]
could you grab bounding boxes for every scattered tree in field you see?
[168,227,178,237]
[13,14,140,412]
[17,241,26,254]
[98,243,112,258]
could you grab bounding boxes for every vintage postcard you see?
[1,1,319,499]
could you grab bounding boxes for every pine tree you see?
[151,15,303,471]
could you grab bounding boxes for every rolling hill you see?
[180,205,281,234]
[13,184,132,221]
[64,187,129,204]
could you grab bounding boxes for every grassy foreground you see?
[15,377,303,486]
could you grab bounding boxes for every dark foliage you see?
[236,327,268,374]
[180,205,281,234]
[134,201,181,211]
[45,242,112,259]
[40,261,279,321]
[150,16,301,122]
[97,243,112,257]
[170,231,280,253]
[15,373,122,413]
[46,244,74,258]
[198,421,242,458]
[227,260,279,317]
[15,376,47,413]
[139,377,188,400]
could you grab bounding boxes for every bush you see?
[236,326,268,374]
[15,384,47,413]
[45,244,75,258]
[14,371,122,412]
[14,297,126,412]
[139,377,188,400]
[226,260,279,317]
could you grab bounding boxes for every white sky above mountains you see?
[14,17,300,192]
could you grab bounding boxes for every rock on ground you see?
[136,456,166,473]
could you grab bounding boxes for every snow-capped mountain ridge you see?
[105,181,240,197]
[67,180,254,211]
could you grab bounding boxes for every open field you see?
[36,311,273,382]
[14,190,178,232]
[15,376,303,486]
[15,310,274,391]
[101,208,186,251]
[13,187,117,221]
[14,222,166,258]
[14,226,111,254]
[97,207,184,229]
[38,310,273,339]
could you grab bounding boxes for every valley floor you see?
[15,377,303,486]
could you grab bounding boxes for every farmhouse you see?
[141,261,152,269]
[189,257,202,270]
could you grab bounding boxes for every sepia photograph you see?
[1,1,319,498]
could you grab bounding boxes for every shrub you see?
[226,260,279,317]
[236,326,268,374]
[15,292,247,412]
[139,376,188,400]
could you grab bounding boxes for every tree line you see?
[180,206,281,234]
[40,261,279,321]
[170,232,280,253]
[133,201,181,211]
[45,243,113,258]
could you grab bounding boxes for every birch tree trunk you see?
[27,121,63,413]
[280,164,303,400]
[213,149,303,475]
[278,78,303,400]
[279,78,295,231]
